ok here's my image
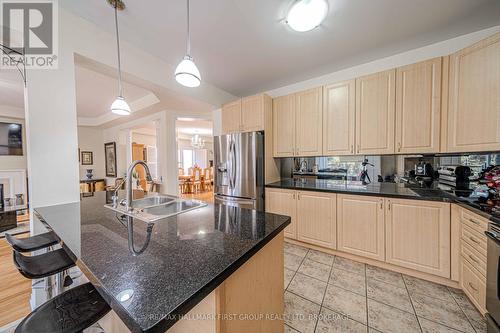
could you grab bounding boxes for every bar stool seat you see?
[15,282,111,333]
[13,248,75,280]
[6,231,59,252]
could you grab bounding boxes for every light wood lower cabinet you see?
[296,191,336,249]
[385,198,451,278]
[266,188,297,239]
[337,194,385,261]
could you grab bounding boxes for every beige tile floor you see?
[284,241,487,333]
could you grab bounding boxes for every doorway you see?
[175,118,214,203]
[130,121,159,192]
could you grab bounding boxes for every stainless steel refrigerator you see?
[214,131,264,210]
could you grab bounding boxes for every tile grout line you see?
[313,254,335,332]
[401,275,424,333]
[446,287,481,333]
[364,261,370,332]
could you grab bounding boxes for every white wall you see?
[0,116,27,172]
[77,126,105,179]
[131,133,156,147]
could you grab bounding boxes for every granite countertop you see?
[34,191,290,333]
[266,178,500,224]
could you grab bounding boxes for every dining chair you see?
[193,168,202,193]
[203,168,212,191]
[178,168,184,176]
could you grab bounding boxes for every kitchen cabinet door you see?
[295,87,323,156]
[296,191,336,249]
[265,188,297,239]
[241,94,265,132]
[337,194,385,261]
[447,32,500,153]
[385,198,450,278]
[355,70,396,155]
[221,99,242,134]
[272,94,296,157]
[396,58,442,154]
[323,80,356,155]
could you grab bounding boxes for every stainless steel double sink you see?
[104,195,207,223]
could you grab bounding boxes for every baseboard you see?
[285,237,461,289]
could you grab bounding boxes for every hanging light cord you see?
[114,1,123,97]
[186,0,191,56]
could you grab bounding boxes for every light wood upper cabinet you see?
[295,87,323,156]
[355,69,396,155]
[296,191,336,249]
[323,80,355,155]
[265,188,297,239]
[447,32,500,153]
[385,198,451,278]
[396,58,442,154]
[273,94,296,157]
[241,94,265,132]
[337,194,385,261]
[221,94,270,135]
[221,99,242,134]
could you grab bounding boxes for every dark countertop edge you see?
[34,208,291,333]
[265,182,452,202]
[265,183,498,224]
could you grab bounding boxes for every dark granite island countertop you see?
[34,191,290,333]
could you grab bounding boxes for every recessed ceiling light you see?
[286,0,329,32]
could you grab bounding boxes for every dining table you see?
[178,174,205,193]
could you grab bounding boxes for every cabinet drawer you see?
[461,241,486,277]
[461,224,487,257]
[460,259,486,313]
[461,209,488,234]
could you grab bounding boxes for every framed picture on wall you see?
[104,142,117,177]
[81,151,93,165]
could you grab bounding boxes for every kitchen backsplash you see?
[279,153,500,183]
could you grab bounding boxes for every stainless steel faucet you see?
[126,160,153,212]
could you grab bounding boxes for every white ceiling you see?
[60,0,500,96]
[75,66,152,118]
[176,119,213,137]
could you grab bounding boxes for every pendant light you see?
[175,0,201,88]
[109,0,131,115]
[286,0,329,32]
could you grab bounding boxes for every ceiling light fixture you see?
[286,0,328,32]
[191,134,205,149]
[109,0,131,115]
[175,0,201,88]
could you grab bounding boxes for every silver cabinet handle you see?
[469,236,480,244]
[468,218,480,225]
[357,144,360,153]
[468,254,479,264]
[397,142,401,152]
[468,282,478,292]
[350,145,354,154]
[380,200,383,210]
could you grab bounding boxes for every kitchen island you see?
[34,191,290,333]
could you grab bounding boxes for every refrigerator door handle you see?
[228,140,234,189]
[231,139,237,190]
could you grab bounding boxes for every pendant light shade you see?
[111,96,131,115]
[175,0,201,88]
[175,55,201,87]
[109,0,130,115]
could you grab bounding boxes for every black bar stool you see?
[13,249,75,280]
[15,282,111,333]
[5,231,59,252]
